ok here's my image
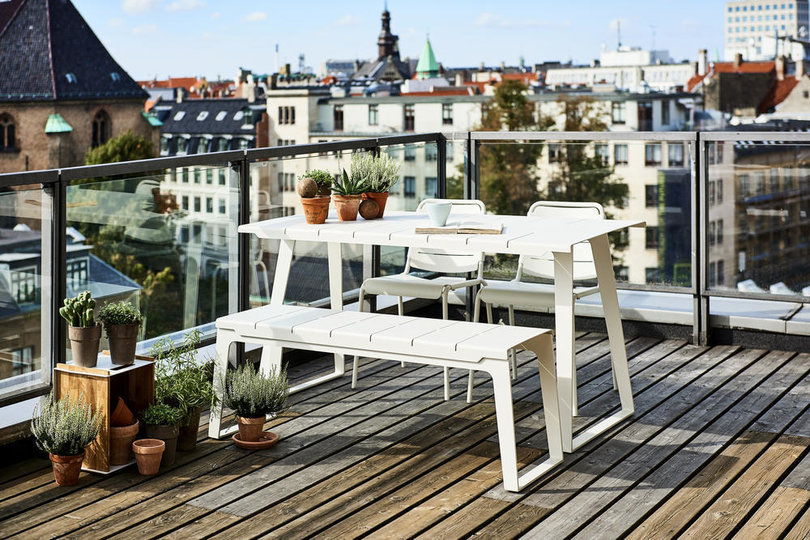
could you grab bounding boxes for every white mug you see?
[425,202,452,227]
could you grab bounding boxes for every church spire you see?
[377,6,398,59]
[415,36,439,79]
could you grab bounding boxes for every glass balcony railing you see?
[2,131,810,407]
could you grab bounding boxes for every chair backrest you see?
[407,199,486,274]
[519,201,605,281]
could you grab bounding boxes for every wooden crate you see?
[54,355,154,473]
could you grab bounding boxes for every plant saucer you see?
[232,430,279,450]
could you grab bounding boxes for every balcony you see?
[0,132,809,536]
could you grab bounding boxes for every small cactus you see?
[59,290,96,327]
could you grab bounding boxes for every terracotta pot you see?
[144,424,179,466]
[362,191,389,218]
[332,194,363,221]
[236,415,266,443]
[110,397,134,427]
[132,439,164,475]
[300,196,331,225]
[107,323,140,365]
[49,452,84,486]
[68,324,101,367]
[177,406,201,451]
[110,419,140,465]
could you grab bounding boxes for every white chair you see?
[356,198,487,400]
[467,201,606,403]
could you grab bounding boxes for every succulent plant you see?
[59,291,96,327]
[332,169,370,196]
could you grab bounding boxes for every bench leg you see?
[553,249,576,452]
[490,366,520,492]
[209,330,236,439]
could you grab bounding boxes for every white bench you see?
[208,304,563,492]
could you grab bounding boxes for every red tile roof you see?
[688,61,776,91]
[758,75,799,113]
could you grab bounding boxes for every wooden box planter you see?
[54,354,154,473]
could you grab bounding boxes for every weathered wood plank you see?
[732,446,810,539]
[781,503,810,540]
[681,434,807,539]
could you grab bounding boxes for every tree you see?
[476,80,551,215]
[85,130,155,166]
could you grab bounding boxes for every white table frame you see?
[240,211,645,453]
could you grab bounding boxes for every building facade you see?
[725,0,809,61]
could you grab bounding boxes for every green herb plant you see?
[59,291,96,327]
[223,363,289,419]
[151,330,215,425]
[142,402,183,426]
[300,169,333,189]
[31,392,101,456]
[98,300,142,331]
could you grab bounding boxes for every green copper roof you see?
[142,111,163,127]
[415,37,439,79]
[44,113,72,134]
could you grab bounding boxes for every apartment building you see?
[725,0,809,61]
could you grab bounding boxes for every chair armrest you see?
[445,277,485,291]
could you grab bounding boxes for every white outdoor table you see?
[239,211,645,452]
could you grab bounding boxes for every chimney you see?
[776,56,786,81]
[734,53,743,69]
[455,73,463,86]
[499,61,506,71]
[698,49,708,75]
[175,87,184,103]
[797,58,806,78]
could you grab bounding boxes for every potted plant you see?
[142,402,182,466]
[331,169,369,222]
[297,169,332,225]
[30,391,101,486]
[360,153,401,219]
[60,291,101,368]
[223,363,289,443]
[150,331,214,451]
[98,300,142,365]
[109,397,139,466]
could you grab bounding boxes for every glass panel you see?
[65,164,238,352]
[707,141,810,297]
[0,186,46,396]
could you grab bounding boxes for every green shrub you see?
[301,169,333,187]
[98,300,142,328]
[31,392,101,456]
[142,402,183,426]
[223,363,289,419]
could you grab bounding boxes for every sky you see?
[71,0,726,81]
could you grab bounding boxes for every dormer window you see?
[176,137,188,155]
[233,110,244,121]
[65,73,77,84]
[215,111,227,121]
[242,107,254,127]
[173,111,186,121]
[196,111,209,121]
[110,72,121,83]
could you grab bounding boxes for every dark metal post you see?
[236,156,250,314]
[694,133,708,345]
[437,134,447,198]
[53,175,67,368]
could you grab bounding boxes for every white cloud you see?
[211,11,221,19]
[132,24,158,35]
[122,0,161,14]
[334,15,360,26]
[108,17,124,28]
[243,11,267,22]
[166,0,205,12]
[475,12,567,30]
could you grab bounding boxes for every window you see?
[196,111,209,121]
[333,105,344,131]
[403,104,415,131]
[403,176,416,197]
[368,104,378,126]
[717,259,725,285]
[709,220,717,246]
[10,347,34,377]
[645,184,659,207]
[425,177,438,197]
[709,180,716,206]
[0,113,16,151]
[638,101,653,130]
[206,197,213,213]
[197,138,208,153]
[182,167,189,183]
[206,168,213,184]
[645,143,662,166]
[425,144,438,161]
[92,110,111,147]
[548,143,561,162]
[194,197,201,212]
[216,111,227,121]
[442,103,453,125]
[709,261,716,287]
[611,101,626,124]
[614,144,628,165]
[219,169,226,185]
[717,178,723,203]
[595,143,608,164]
[404,145,416,161]
[717,219,724,245]
[242,108,255,127]
[159,136,169,155]
[182,195,189,210]
[219,198,226,214]
[66,259,88,289]
[645,226,659,249]
[176,137,188,155]
[645,267,660,283]
[668,143,684,167]
[65,73,77,84]
[11,267,37,304]
[217,138,229,152]
[193,168,200,183]
[661,101,670,125]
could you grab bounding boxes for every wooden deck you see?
[0,333,808,539]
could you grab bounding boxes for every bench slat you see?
[250,309,339,339]
[217,304,307,331]
[292,311,378,342]
[457,325,550,358]
[412,323,505,358]
[368,318,457,350]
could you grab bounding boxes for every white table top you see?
[238,211,645,256]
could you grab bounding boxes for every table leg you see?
[270,239,294,306]
[327,242,346,377]
[553,249,575,453]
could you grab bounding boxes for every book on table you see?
[415,221,503,235]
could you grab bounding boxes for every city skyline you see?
[72,0,725,80]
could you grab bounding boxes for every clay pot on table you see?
[362,191,389,219]
[332,195,363,221]
[300,196,331,224]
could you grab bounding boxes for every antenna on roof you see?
[617,20,622,49]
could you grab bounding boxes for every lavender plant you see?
[31,392,101,456]
[223,363,289,418]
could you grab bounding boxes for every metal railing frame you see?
[2,129,810,404]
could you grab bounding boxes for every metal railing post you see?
[53,174,67,369]
[236,155,250,314]
[437,133,447,198]
[694,133,709,345]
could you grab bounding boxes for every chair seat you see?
[362,274,473,304]
[478,280,597,310]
